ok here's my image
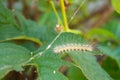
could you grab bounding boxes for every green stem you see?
[60,0,69,31]
[49,0,62,25]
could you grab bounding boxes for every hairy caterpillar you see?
[53,43,93,54]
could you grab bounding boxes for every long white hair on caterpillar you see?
[53,43,94,54]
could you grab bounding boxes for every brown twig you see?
[70,0,113,29]
[22,0,41,20]
[7,0,14,10]
[22,0,30,19]
[91,6,113,28]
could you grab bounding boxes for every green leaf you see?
[98,45,120,69]
[38,0,52,12]
[0,0,17,27]
[15,12,58,45]
[0,43,31,79]
[67,65,87,80]
[34,32,106,80]
[36,32,102,55]
[86,28,117,42]
[102,20,120,40]
[35,52,69,80]
[111,0,120,13]
[37,12,58,43]
[13,40,39,51]
[0,1,57,48]
[14,13,43,45]
[102,57,120,80]
[0,23,42,51]
[111,47,120,68]
[0,24,22,42]
[49,32,102,55]
[0,1,22,42]
[0,1,42,46]
[69,51,113,80]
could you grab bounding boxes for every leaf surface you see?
[35,52,69,80]
[111,0,120,13]
[69,51,113,80]
[0,43,31,79]
[35,32,112,80]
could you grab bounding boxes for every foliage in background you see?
[0,0,120,80]
[111,0,120,13]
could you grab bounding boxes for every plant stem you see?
[60,0,69,31]
[49,0,62,25]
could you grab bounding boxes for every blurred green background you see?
[1,0,120,80]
